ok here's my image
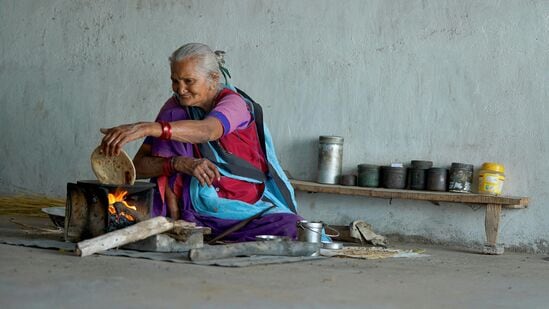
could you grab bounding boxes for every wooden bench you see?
[290,179,529,254]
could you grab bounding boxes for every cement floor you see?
[1,216,548,309]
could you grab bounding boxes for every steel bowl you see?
[255,235,290,242]
[322,241,343,250]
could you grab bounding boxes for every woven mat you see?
[321,246,428,259]
[0,237,324,267]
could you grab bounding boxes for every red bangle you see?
[158,121,172,140]
[162,157,174,176]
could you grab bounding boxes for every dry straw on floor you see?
[0,195,65,217]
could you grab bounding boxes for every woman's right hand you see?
[100,122,154,156]
[174,157,221,187]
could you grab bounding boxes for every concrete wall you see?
[1,0,547,251]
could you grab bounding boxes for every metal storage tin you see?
[426,168,448,191]
[381,166,407,189]
[448,162,474,193]
[408,168,427,190]
[357,164,380,187]
[339,174,357,186]
[317,136,344,184]
[411,160,433,170]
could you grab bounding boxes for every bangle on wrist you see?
[158,121,172,140]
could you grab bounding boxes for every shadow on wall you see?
[284,137,318,181]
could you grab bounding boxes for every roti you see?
[90,146,136,185]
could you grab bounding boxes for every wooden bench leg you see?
[483,203,504,255]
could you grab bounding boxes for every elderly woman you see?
[100,43,302,241]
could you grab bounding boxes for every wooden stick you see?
[76,216,175,257]
[113,202,146,222]
[207,205,276,244]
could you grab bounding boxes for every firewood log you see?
[188,241,320,261]
[76,217,175,257]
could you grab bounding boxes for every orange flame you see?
[108,189,137,222]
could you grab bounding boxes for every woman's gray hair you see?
[169,43,225,80]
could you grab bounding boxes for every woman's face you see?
[170,57,217,108]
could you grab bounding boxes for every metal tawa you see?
[41,207,66,228]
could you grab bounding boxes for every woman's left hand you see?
[100,122,152,156]
[173,157,221,187]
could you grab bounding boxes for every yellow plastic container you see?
[478,162,505,195]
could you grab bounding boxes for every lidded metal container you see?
[317,136,344,184]
[408,160,433,190]
[339,174,357,186]
[408,168,428,190]
[426,167,448,191]
[448,162,474,193]
[381,166,407,189]
[410,160,433,170]
[357,164,380,187]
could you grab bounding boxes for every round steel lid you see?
[319,136,344,144]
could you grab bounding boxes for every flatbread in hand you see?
[90,146,136,185]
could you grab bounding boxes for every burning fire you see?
[108,189,137,222]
